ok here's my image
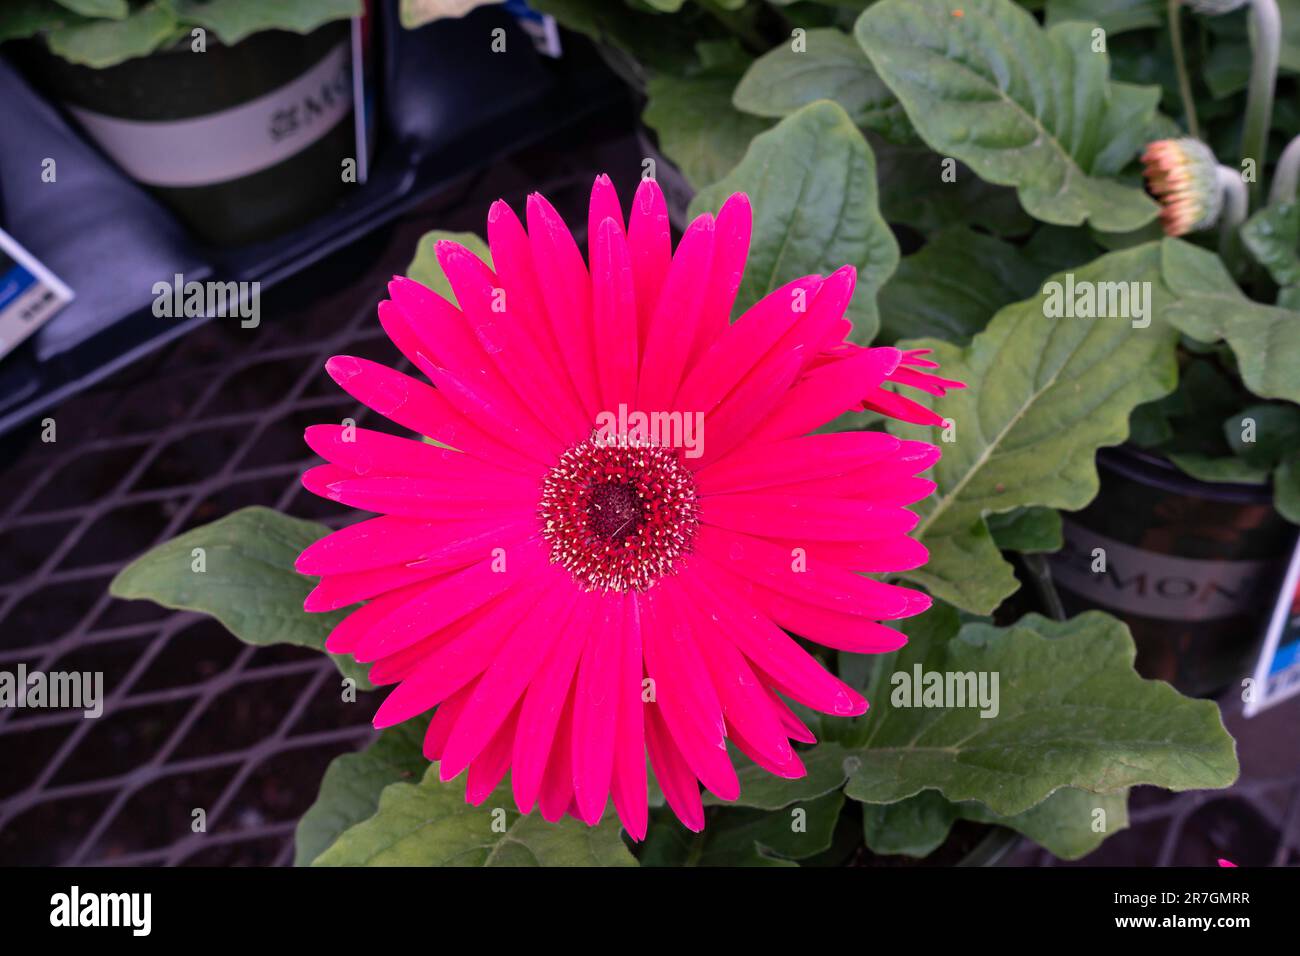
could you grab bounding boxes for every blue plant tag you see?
[1244,534,1300,716]
[0,228,74,362]
[506,1,562,57]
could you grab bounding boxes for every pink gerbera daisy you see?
[296,175,963,838]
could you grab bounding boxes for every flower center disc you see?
[539,435,699,592]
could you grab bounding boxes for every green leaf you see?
[862,786,1130,860]
[1276,453,1300,523]
[856,0,1160,231]
[1091,81,1165,178]
[1160,238,1300,404]
[173,0,360,45]
[1266,0,1300,73]
[46,0,178,67]
[963,786,1130,860]
[52,0,127,18]
[732,28,913,143]
[294,717,430,866]
[860,788,956,857]
[1021,223,1106,274]
[986,506,1064,554]
[642,790,845,866]
[1202,0,1300,98]
[873,139,1034,238]
[1044,0,1161,34]
[689,100,899,340]
[643,45,772,190]
[890,243,1179,614]
[530,0,701,74]
[0,0,90,43]
[398,0,503,30]
[405,230,492,304]
[1224,402,1300,468]
[1148,356,1253,460]
[901,520,1020,619]
[877,227,1047,345]
[1241,201,1300,290]
[108,506,371,689]
[313,765,638,866]
[839,608,1239,816]
[1166,452,1270,485]
[1128,399,1175,448]
[704,749,849,810]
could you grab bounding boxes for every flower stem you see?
[696,0,768,55]
[1241,0,1281,205]
[1269,134,1300,204]
[1216,164,1249,269]
[1169,0,1201,139]
[1022,554,1067,623]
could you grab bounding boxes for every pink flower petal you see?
[486,199,592,427]
[527,192,599,417]
[411,253,589,447]
[324,355,541,475]
[692,192,752,362]
[641,583,739,802]
[685,560,868,717]
[696,430,902,495]
[627,178,671,352]
[512,593,594,814]
[590,217,639,409]
[372,577,544,727]
[295,513,536,577]
[571,592,625,824]
[746,346,901,444]
[465,700,522,805]
[701,491,920,541]
[695,524,925,619]
[588,173,625,242]
[538,689,578,822]
[645,700,705,832]
[611,594,649,841]
[424,681,476,760]
[324,579,431,656]
[357,540,547,664]
[438,570,577,780]
[637,212,715,412]
[674,274,824,415]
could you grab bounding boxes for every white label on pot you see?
[0,227,74,360]
[66,43,352,189]
[1049,520,1275,622]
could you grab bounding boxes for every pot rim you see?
[1103,444,1274,506]
[28,16,352,72]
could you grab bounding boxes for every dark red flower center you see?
[539,434,699,592]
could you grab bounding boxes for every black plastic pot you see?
[1047,445,1299,697]
[14,23,361,246]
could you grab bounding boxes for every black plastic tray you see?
[0,5,629,439]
